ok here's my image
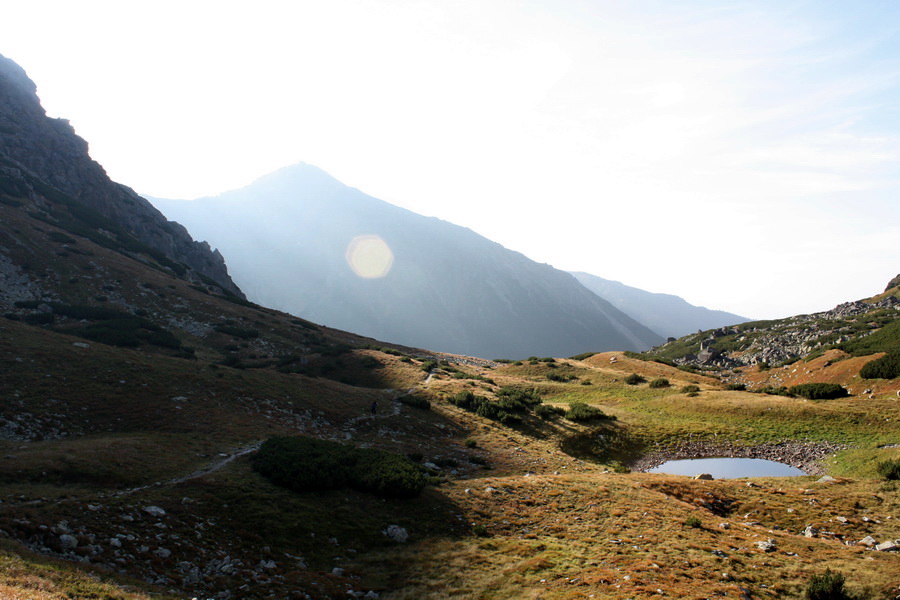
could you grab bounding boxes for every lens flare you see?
[345,235,394,279]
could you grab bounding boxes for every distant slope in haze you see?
[152,164,664,359]
[570,271,750,339]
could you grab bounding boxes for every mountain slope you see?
[151,164,664,358]
[0,53,242,297]
[570,271,750,339]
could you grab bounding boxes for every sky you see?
[2,0,898,320]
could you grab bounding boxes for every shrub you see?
[680,385,700,394]
[860,351,900,379]
[876,458,900,480]
[464,439,477,449]
[804,569,852,600]
[398,394,431,409]
[534,404,566,420]
[569,352,596,360]
[685,516,702,528]
[253,436,428,499]
[726,383,747,391]
[624,373,646,385]
[789,383,849,400]
[420,360,438,372]
[214,325,259,339]
[565,402,613,422]
[648,378,670,388]
[472,524,489,537]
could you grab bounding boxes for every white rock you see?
[875,540,898,552]
[59,534,78,550]
[383,525,409,543]
[332,567,345,576]
[144,505,166,517]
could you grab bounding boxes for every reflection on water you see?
[648,457,807,478]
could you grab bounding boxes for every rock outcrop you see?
[0,53,243,297]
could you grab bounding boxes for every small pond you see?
[647,457,807,478]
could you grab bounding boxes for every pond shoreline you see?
[629,439,849,476]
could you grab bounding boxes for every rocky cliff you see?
[0,54,242,297]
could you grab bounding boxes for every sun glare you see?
[345,235,394,279]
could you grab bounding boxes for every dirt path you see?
[115,441,264,496]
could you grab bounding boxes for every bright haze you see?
[3,1,898,320]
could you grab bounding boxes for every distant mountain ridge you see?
[570,271,750,339]
[152,164,665,358]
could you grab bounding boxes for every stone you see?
[59,534,78,550]
[755,539,776,552]
[694,473,714,480]
[816,475,836,483]
[383,525,409,543]
[859,536,877,547]
[719,522,730,530]
[109,537,122,548]
[875,540,898,552]
[72,342,90,349]
[332,567,345,576]
[154,548,172,558]
[143,505,166,517]
[802,526,818,538]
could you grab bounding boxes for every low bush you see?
[398,394,431,409]
[685,516,702,528]
[860,351,900,379]
[565,402,613,422]
[804,569,853,600]
[876,458,900,480]
[624,373,646,385]
[680,385,700,394]
[648,378,670,388]
[725,383,747,391]
[533,404,566,420]
[789,383,849,400]
[253,436,428,499]
[214,325,259,340]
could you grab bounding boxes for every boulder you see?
[694,473,714,480]
[875,540,898,552]
[143,505,166,517]
[59,534,78,550]
[383,525,409,543]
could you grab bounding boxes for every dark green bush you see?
[804,569,852,600]
[569,352,596,360]
[565,402,612,422]
[464,439,477,448]
[533,404,566,420]
[680,385,701,394]
[789,383,849,400]
[648,378,670,388]
[398,394,431,409]
[24,312,55,325]
[725,383,747,391]
[624,373,646,385]
[685,516,702,528]
[860,351,900,379]
[876,458,900,480]
[253,436,427,499]
[214,325,259,340]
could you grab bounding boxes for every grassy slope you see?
[1,191,899,597]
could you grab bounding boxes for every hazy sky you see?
[2,0,898,319]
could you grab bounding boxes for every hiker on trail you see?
[371,400,378,415]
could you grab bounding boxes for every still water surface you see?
[647,457,807,478]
